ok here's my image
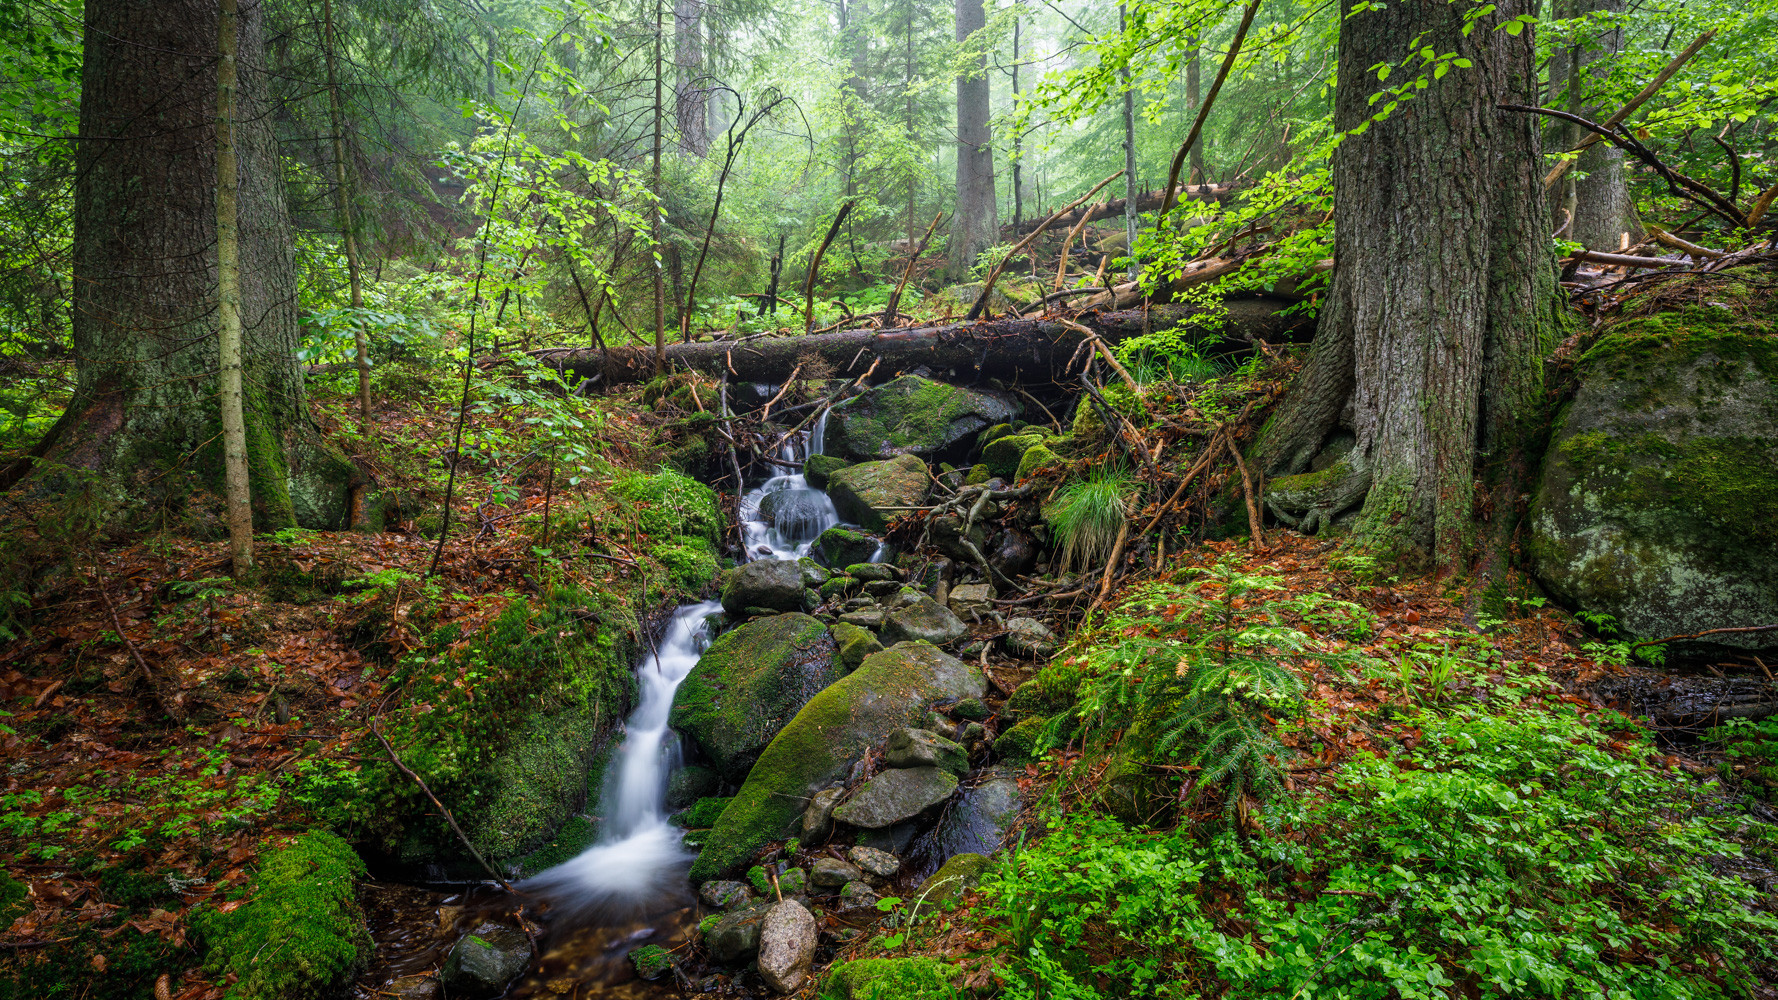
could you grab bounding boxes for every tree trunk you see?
[1186,38,1207,183]
[1256,0,1565,568]
[949,0,997,278]
[6,0,354,530]
[1550,0,1639,249]
[1120,4,1139,281]
[674,0,708,156]
[216,0,252,573]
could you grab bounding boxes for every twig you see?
[1094,519,1132,606]
[1055,197,1112,292]
[1630,624,1778,650]
[1137,432,1223,536]
[1058,318,1142,397]
[884,213,943,324]
[92,559,182,720]
[805,201,858,336]
[1568,249,1679,270]
[1542,32,1715,190]
[1225,434,1264,546]
[371,716,522,894]
[969,169,1126,320]
[759,364,802,420]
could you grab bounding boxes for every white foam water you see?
[521,397,837,921]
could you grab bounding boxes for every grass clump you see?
[1044,467,1133,573]
[195,831,370,1000]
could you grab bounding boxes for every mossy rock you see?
[964,463,992,486]
[670,613,841,783]
[817,527,883,568]
[667,764,722,809]
[821,957,958,1000]
[1006,658,1088,717]
[688,643,987,881]
[804,454,850,490]
[826,455,929,533]
[678,796,734,829]
[1529,309,1778,652]
[828,374,1020,462]
[993,715,1053,764]
[830,621,884,672]
[650,535,720,594]
[195,831,370,1000]
[1070,395,1109,446]
[981,433,1045,478]
[1015,442,1062,481]
[915,852,992,905]
[611,468,723,544]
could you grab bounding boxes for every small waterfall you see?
[522,390,838,919]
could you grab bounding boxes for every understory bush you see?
[1043,467,1132,573]
[986,705,1778,999]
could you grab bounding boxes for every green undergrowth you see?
[821,957,959,999]
[987,702,1778,999]
[195,830,370,1000]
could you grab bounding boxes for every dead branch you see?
[1158,0,1263,228]
[804,201,857,337]
[1630,623,1778,650]
[1224,434,1264,546]
[371,716,522,894]
[884,213,943,324]
[1542,31,1715,190]
[91,559,182,721]
[969,168,1126,320]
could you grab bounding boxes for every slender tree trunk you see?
[5,0,354,529]
[216,0,252,573]
[949,0,997,277]
[652,0,666,372]
[1256,0,1566,568]
[321,0,371,433]
[674,0,708,156]
[1186,37,1206,183]
[1551,0,1639,248]
[1011,6,1023,230]
[1120,4,1138,281]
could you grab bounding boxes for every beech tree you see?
[949,0,997,276]
[1257,0,1567,568]
[1548,0,1640,249]
[7,0,354,529]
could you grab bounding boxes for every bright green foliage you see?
[821,957,957,999]
[196,831,370,1000]
[650,535,721,593]
[987,706,1778,999]
[1710,717,1778,802]
[611,468,723,545]
[679,797,733,829]
[629,944,672,979]
[748,864,773,896]
[1044,467,1133,573]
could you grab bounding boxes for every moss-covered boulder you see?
[671,614,841,783]
[993,715,1053,763]
[720,559,811,617]
[831,766,959,828]
[650,535,720,593]
[1529,306,1778,652]
[1015,442,1062,481]
[879,596,967,647]
[826,455,930,532]
[915,852,992,905]
[828,374,1020,462]
[830,620,884,672]
[688,643,987,881]
[821,958,958,1000]
[612,467,723,544]
[804,454,850,490]
[195,831,370,1000]
[981,433,1046,478]
[817,526,883,567]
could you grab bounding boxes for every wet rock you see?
[803,454,850,490]
[688,643,985,881]
[795,557,831,587]
[846,562,901,582]
[720,559,811,617]
[830,621,884,673]
[842,596,876,610]
[440,922,529,999]
[757,901,818,994]
[947,583,995,618]
[810,857,865,888]
[666,764,722,810]
[836,880,881,916]
[826,455,929,532]
[800,786,844,842]
[990,529,1039,578]
[819,576,857,601]
[917,853,992,905]
[386,975,441,1000]
[706,903,771,964]
[933,774,1021,856]
[855,820,921,856]
[671,613,841,783]
[817,527,882,568]
[699,880,756,909]
[863,579,904,598]
[880,598,967,647]
[759,489,834,545]
[847,846,901,878]
[981,432,1046,479]
[930,514,990,563]
[962,721,987,745]
[832,767,959,829]
[828,374,1021,462]
[951,698,989,721]
[776,867,808,895]
[883,728,968,775]
[1003,616,1058,657]
[629,944,673,981]
[838,609,885,629]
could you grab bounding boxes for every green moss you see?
[830,620,883,673]
[630,944,673,980]
[1015,442,1061,481]
[1006,659,1088,717]
[819,575,857,600]
[650,535,720,594]
[669,613,840,783]
[805,454,850,490]
[964,463,992,486]
[0,874,25,924]
[821,958,957,1000]
[994,716,1053,764]
[1558,432,1778,551]
[982,433,1045,478]
[611,468,723,544]
[679,796,733,829]
[195,831,370,1000]
[748,865,773,895]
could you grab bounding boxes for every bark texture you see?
[15,0,354,530]
[1549,0,1640,249]
[1257,0,1564,567]
[949,0,997,277]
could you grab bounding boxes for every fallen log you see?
[526,299,1312,388]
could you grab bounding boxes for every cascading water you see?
[521,397,840,919]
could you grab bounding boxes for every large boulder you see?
[826,455,930,532]
[882,728,968,775]
[879,597,967,647]
[1529,306,1778,653]
[828,374,1020,462]
[688,643,987,881]
[720,559,810,617]
[671,613,841,783]
[831,766,959,829]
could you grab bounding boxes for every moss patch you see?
[650,535,720,594]
[828,375,1019,460]
[611,468,723,544]
[821,957,957,1000]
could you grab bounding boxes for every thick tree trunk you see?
[8,0,354,530]
[949,0,997,277]
[1550,0,1640,249]
[674,0,708,156]
[1257,0,1565,567]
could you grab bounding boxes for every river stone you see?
[1528,315,1778,654]
[846,562,901,582]
[917,853,992,905]
[801,786,844,842]
[700,880,756,909]
[848,846,901,877]
[883,728,969,775]
[933,774,1021,857]
[879,598,967,647]
[759,488,833,543]
[828,374,1022,461]
[687,643,986,881]
[670,613,841,783]
[947,583,995,617]
[863,579,904,599]
[1003,617,1058,657]
[857,820,921,856]
[831,621,884,672]
[720,559,810,617]
[827,454,930,532]
[440,922,529,999]
[386,976,441,1000]
[776,867,808,895]
[990,529,1040,578]
[757,901,819,994]
[804,454,850,490]
[838,609,885,628]
[706,902,771,964]
[836,880,881,916]
[981,433,1046,479]
[810,857,865,888]
[817,527,882,568]
[832,766,959,829]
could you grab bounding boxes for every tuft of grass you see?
[1045,467,1133,574]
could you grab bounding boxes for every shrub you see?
[1044,467,1132,573]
